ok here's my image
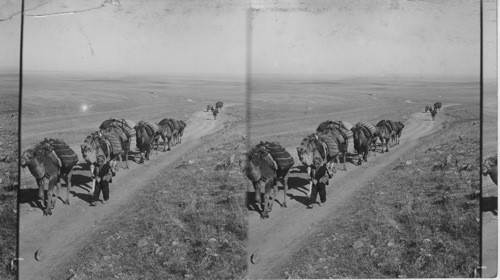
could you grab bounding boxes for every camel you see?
[246,144,291,219]
[316,122,349,171]
[211,106,219,120]
[21,144,61,215]
[81,131,116,195]
[157,118,175,151]
[430,108,437,120]
[41,138,78,206]
[394,121,404,145]
[177,120,187,144]
[99,119,133,169]
[482,156,497,185]
[373,123,391,153]
[215,101,224,109]
[352,125,373,165]
[135,123,155,163]
[297,134,334,197]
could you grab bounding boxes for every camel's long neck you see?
[26,158,45,179]
[490,169,498,185]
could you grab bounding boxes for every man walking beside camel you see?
[90,155,113,206]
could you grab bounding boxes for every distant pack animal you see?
[434,102,442,111]
[430,108,437,120]
[393,121,404,145]
[211,106,219,120]
[246,142,294,219]
[215,101,224,109]
[385,120,399,146]
[177,120,187,144]
[135,122,156,163]
[99,119,134,169]
[425,105,432,113]
[352,124,374,165]
[21,143,64,215]
[81,131,118,195]
[373,121,392,153]
[157,118,178,151]
[297,133,339,196]
[482,156,498,185]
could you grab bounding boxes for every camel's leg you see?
[254,182,262,213]
[385,139,390,153]
[280,175,288,208]
[162,135,167,152]
[269,182,277,212]
[89,164,96,196]
[37,178,45,209]
[45,175,58,216]
[156,136,160,154]
[306,166,312,197]
[167,137,171,151]
[124,146,129,169]
[342,151,347,171]
[65,169,73,205]
[261,179,274,219]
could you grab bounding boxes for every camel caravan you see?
[21,116,188,215]
[245,103,459,219]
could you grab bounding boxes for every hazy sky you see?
[0,0,496,77]
[251,0,488,77]
[4,0,249,76]
[0,0,21,72]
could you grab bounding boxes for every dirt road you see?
[19,109,229,280]
[246,106,450,279]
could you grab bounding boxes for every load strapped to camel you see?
[42,138,79,168]
[316,131,340,156]
[317,120,353,140]
[100,118,136,138]
[376,120,396,132]
[356,121,377,137]
[216,101,223,109]
[101,131,123,155]
[257,141,295,171]
[138,121,159,136]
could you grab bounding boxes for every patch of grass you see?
[274,105,480,278]
[51,124,248,279]
[0,111,18,279]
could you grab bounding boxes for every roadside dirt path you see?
[246,106,451,279]
[19,109,229,280]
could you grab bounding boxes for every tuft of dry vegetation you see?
[274,105,480,278]
[51,121,248,279]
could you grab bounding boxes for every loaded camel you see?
[21,142,76,215]
[246,142,293,219]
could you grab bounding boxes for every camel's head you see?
[297,143,314,168]
[482,156,497,176]
[20,149,35,167]
[245,151,262,183]
[80,142,96,162]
